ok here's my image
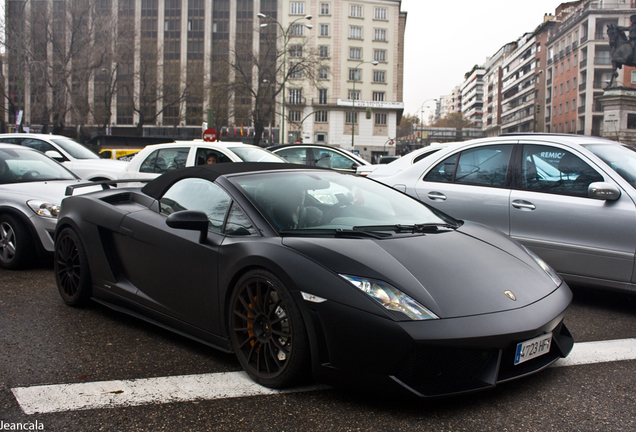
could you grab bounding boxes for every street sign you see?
[203,128,217,142]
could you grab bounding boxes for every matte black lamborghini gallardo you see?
[54,163,573,397]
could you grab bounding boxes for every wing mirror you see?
[44,150,64,162]
[588,182,621,201]
[166,210,209,243]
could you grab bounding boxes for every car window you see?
[50,138,100,159]
[0,138,20,144]
[521,145,603,197]
[313,149,356,170]
[159,178,231,233]
[225,202,258,235]
[413,148,442,164]
[0,148,77,183]
[21,139,60,155]
[227,146,284,162]
[140,147,189,173]
[195,148,232,165]
[584,143,636,189]
[275,147,307,165]
[424,153,458,183]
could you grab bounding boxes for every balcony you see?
[594,56,611,65]
[578,106,585,113]
[580,58,587,68]
[579,82,586,91]
[548,57,553,65]
[572,41,578,50]
[545,116,551,123]
[581,34,588,43]
[288,97,306,106]
[593,103,604,113]
[546,96,551,103]
[546,78,552,85]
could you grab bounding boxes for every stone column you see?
[597,87,636,145]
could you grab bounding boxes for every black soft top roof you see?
[141,162,319,199]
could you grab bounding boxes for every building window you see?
[348,90,360,100]
[289,62,303,79]
[289,45,303,57]
[320,2,330,15]
[349,26,363,39]
[349,47,362,60]
[565,101,569,113]
[373,70,386,83]
[373,49,386,62]
[289,89,303,105]
[349,69,362,81]
[374,28,387,42]
[566,80,570,92]
[289,110,302,122]
[290,2,305,15]
[318,89,328,104]
[374,7,387,20]
[319,45,329,58]
[320,24,329,36]
[572,120,576,132]
[572,98,576,108]
[319,67,329,79]
[315,110,328,122]
[373,92,385,101]
[346,111,358,124]
[290,24,304,36]
[374,113,387,125]
[632,70,636,84]
[350,4,363,18]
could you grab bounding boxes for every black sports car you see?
[54,163,573,397]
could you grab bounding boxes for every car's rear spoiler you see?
[65,179,151,196]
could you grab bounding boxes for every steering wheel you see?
[321,202,350,225]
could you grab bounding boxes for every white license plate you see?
[514,333,552,365]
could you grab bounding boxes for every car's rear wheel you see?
[229,269,310,388]
[55,228,92,307]
[0,214,33,270]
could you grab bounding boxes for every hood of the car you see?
[282,221,559,319]
[0,180,83,204]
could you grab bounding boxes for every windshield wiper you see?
[352,223,458,234]
[279,228,392,239]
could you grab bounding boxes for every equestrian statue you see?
[607,16,636,88]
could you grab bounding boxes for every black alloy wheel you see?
[55,228,92,307]
[229,269,310,388]
[0,214,33,270]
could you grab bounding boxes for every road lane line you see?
[12,338,636,415]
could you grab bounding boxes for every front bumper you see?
[302,282,573,397]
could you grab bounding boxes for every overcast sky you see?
[400,0,563,118]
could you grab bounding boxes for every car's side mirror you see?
[44,150,64,162]
[588,182,621,201]
[166,210,209,243]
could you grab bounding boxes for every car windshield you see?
[231,170,454,232]
[51,138,100,160]
[226,146,285,163]
[584,143,636,188]
[0,148,78,184]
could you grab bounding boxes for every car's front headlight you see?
[340,274,439,321]
[521,245,563,287]
[27,200,61,218]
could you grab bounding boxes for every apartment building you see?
[460,67,485,128]
[482,42,518,136]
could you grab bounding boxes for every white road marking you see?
[11,338,636,415]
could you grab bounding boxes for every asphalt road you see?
[1,264,636,431]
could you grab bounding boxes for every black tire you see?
[55,228,92,307]
[229,269,310,388]
[0,214,34,270]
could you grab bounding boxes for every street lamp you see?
[419,98,437,131]
[258,13,312,144]
[351,60,379,149]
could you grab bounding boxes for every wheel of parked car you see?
[55,228,92,307]
[229,269,310,388]
[0,214,34,270]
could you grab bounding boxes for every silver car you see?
[372,133,636,292]
[0,144,93,269]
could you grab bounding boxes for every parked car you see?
[118,140,285,181]
[358,143,448,177]
[0,144,100,269]
[0,133,129,180]
[55,162,572,397]
[373,133,636,292]
[268,143,370,173]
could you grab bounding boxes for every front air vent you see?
[100,192,132,205]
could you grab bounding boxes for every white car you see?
[0,144,101,269]
[0,133,128,181]
[358,143,449,177]
[118,140,286,180]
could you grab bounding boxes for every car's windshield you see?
[231,170,453,232]
[51,138,101,160]
[584,143,636,188]
[227,146,285,163]
[0,148,78,184]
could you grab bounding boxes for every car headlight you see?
[27,200,61,218]
[521,245,562,287]
[340,275,438,321]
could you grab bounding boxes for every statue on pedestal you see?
[607,16,636,88]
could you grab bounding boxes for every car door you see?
[115,178,232,334]
[509,142,636,283]
[414,143,516,234]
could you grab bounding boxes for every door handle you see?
[511,200,536,210]
[427,191,447,201]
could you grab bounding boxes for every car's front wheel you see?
[0,214,33,270]
[55,228,92,307]
[229,269,310,388]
